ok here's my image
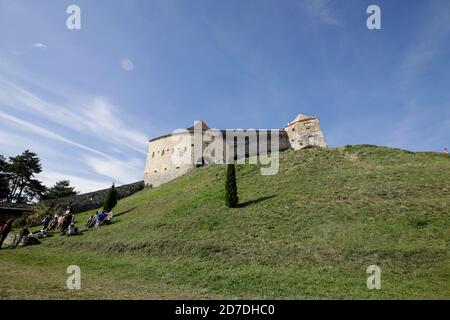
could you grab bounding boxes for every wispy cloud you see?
[84,155,143,185]
[0,110,145,190]
[0,111,108,157]
[32,42,47,49]
[399,1,450,85]
[300,0,341,26]
[81,97,147,154]
[38,170,112,194]
[392,0,450,151]
[0,77,148,154]
[120,58,135,72]
[0,72,149,192]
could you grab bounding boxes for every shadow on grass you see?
[237,195,276,208]
[79,206,139,233]
[115,206,139,218]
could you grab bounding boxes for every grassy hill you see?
[1,145,449,299]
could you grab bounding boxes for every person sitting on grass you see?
[95,210,105,228]
[57,214,64,229]
[86,214,96,228]
[60,214,71,235]
[67,222,78,236]
[105,211,114,224]
[48,216,58,231]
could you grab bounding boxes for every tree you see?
[103,183,118,212]
[0,155,9,202]
[2,150,46,203]
[225,164,239,208]
[42,180,78,200]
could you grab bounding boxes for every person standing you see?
[0,219,14,249]
[444,148,448,155]
[42,215,50,230]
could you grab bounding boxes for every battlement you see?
[144,114,326,187]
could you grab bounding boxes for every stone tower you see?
[284,114,326,150]
[144,115,326,188]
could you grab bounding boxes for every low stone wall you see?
[43,180,145,213]
[0,204,34,224]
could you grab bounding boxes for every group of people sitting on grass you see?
[86,209,114,229]
[0,206,116,249]
[41,206,79,236]
[41,206,115,235]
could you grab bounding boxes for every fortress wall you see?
[285,119,326,150]
[42,180,145,214]
[144,115,325,188]
[279,130,292,151]
[144,129,292,187]
[144,132,195,188]
[222,130,291,161]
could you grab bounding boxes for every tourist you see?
[86,214,94,228]
[42,215,50,230]
[62,214,71,234]
[95,210,105,228]
[65,206,74,215]
[0,218,14,249]
[67,222,78,236]
[20,227,30,237]
[87,214,97,228]
[57,214,64,229]
[48,215,58,231]
[444,148,448,155]
[105,211,114,224]
[58,214,69,235]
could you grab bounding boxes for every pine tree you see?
[225,164,238,208]
[103,183,118,212]
[2,150,46,203]
[41,180,78,200]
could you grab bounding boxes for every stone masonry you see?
[144,114,326,188]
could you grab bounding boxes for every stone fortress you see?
[144,114,326,188]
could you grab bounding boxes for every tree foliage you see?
[103,183,118,212]
[0,150,46,203]
[42,180,78,200]
[225,164,239,208]
[0,155,9,202]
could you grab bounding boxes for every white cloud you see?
[32,43,47,49]
[0,74,150,193]
[84,155,143,185]
[0,111,108,157]
[38,170,111,194]
[81,97,148,154]
[0,111,145,191]
[0,77,148,154]
[301,0,341,26]
[120,58,135,72]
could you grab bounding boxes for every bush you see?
[225,164,238,208]
[103,184,118,212]
[12,203,57,229]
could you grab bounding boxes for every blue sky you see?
[0,0,449,193]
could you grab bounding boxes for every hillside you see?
[1,145,449,299]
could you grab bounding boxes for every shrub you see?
[225,164,238,208]
[103,183,118,212]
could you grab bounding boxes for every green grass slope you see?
[1,145,449,299]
